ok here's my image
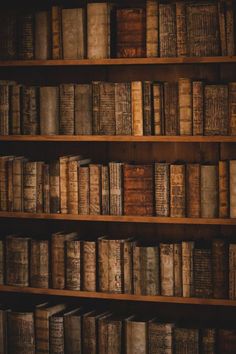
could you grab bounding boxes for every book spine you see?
[98,238,109,292]
[8,312,35,354]
[23,161,37,213]
[92,81,100,135]
[78,166,90,215]
[51,6,62,59]
[89,164,101,215]
[126,321,147,354]
[201,165,218,218]
[50,316,64,354]
[230,160,236,218]
[0,12,17,60]
[83,241,96,291]
[160,243,174,296]
[212,239,228,299]
[153,82,163,135]
[218,0,227,56]
[174,243,182,297]
[50,160,60,213]
[219,160,229,218]
[68,160,78,214]
[229,244,236,299]
[133,246,142,294]
[7,159,13,211]
[109,162,123,215]
[64,315,82,354]
[182,241,194,297]
[0,85,9,135]
[99,82,116,135]
[83,316,97,354]
[30,239,49,288]
[123,240,133,294]
[13,159,23,211]
[0,241,4,285]
[146,0,159,57]
[193,247,213,298]
[101,165,109,215]
[22,86,39,135]
[149,323,174,354]
[186,164,200,218]
[201,328,216,354]
[51,234,65,289]
[115,82,132,135]
[0,157,9,211]
[226,0,235,56]
[35,11,50,60]
[176,2,187,56]
[43,164,50,213]
[143,81,152,135]
[131,81,143,136]
[159,4,177,57]
[59,156,69,214]
[75,84,92,135]
[10,84,21,134]
[59,84,75,135]
[170,164,185,217]
[36,162,44,213]
[178,78,192,135]
[66,240,81,290]
[145,246,160,295]
[19,14,34,60]
[155,163,170,216]
[229,82,236,135]
[164,82,178,135]
[108,239,123,293]
[192,81,204,136]
[40,86,58,135]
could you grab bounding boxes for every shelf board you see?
[0,212,235,225]
[0,135,236,143]
[0,56,236,67]
[0,285,235,306]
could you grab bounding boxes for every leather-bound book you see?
[229,82,236,136]
[75,84,92,135]
[51,6,62,59]
[18,13,34,60]
[192,81,204,136]
[66,239,81,290]
[98,237,109,292]
[229,243,236,299]
[6,235,30,287]
[83,240,97,291]
[170,164,185,217]
[146,0,159,57]
[212,239,228,299]
[83,311,108,354]
[186,164,200,218]
[98,313,125,354]
[30,239,49,288]
[0,156,12,211]
[115,82,132,135]
[59,155,70,214]
[164,82,178,135]
[35,303,66,354]
[87,3,110,59]
[153,82,164,135]
[109,162,123,215]
[78,166,90,215]
[0,12,17,60]
[178,78,192,135]
[219,160,229,218]
[201,328,216,354]
[10,84,22,135]
[155,162,170,216]
[36,162,44,213]
[23,161,37,213]
[218,0,227,56]
[143,81,153,135]
[149,321,174,354]
[92,81,100,134]
[50,309,66,354]
[174,243,182,297]
[186,2,220,56]
[0,84,9,135]
[64,308,83,354]
[13,157,25,212]
[182,241,194,297]
[124,164,154,216]
[101,165,109,215]
[62,8,85,59]
[176,2,187,57]
[159,3,177,57]
[59,84,75,135]
[218,329,236,354]
[8,310,35,354]
[49,160,60,213]
[116,8,146,58]
[174,327,199,354]
[226,0,235,56]
[51,232,77,289]
[35,11,50,60]
[89,164,102,215]
[22,86,39,135]
[126,316,148,354]
[40,86,59,135]
[7,158,13,211]
[204,85,228,135]
[160,243,174,296]
[201,165,218,218]
[193,244,213,298]
[131,81,143,136]
[230,160,236,218]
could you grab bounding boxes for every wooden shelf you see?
[0,56,236,67]
[0,285,235,307]
[0,212,235,225]
[0,135,236,143]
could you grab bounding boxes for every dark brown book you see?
[193,245,213,298]
[36,162,44,213]
[23,161,37,213]
[176,2,187,57]
[218,329,236,354]
[126,316,149,354]
[109,162,123,215]
[204,85,228,136]
[115,82,132,135]
[43,164,50,213]
[40,86,59,135]
[35,11,50,60]
[212,239,228,299]
[0,156,12,211]
[75,84,92,135]
[101,165,109,215]
[78,166,90,215]
[49,160,60,213]
[66,239,81,290]
[10,84,21,135]
[201,165,218,218]
[64,308,83,354]
[0,241,4,285]
[59,84,75,135]
[201,328,216,354]
[13,157,25,212]
[218,0,227,56]
[0,12,17,60]
[186,164,200,218]
[18,13,34,60]
[174,243,182,297]
[7,158,14,211]
[100,82,116,135]
[51,6,62,59]
[226,0,235,56]
[89,164,102,215]
[0,306,8,354]
[164,82,178,135]
[159,3,177,57]
[192,81,204,136]
[182,241,194,298]
[59,155,69,214]
[174,327,199,354]
[143,81,153,135]
[116,8,146,58]
[6,235,30,287]
[170,164,185,217]
[83,240,97,291]
[230,160,236,218]
[153,82,164,135]
[149,321,174,354]
[98,313,125,354]
[229,82,236,136]
[124,164,154,216]
[219,160,229,218]
[160,243,174,296]
[229,243,236,300]
[22,86,39,135]
[30,239,49,288]
[83,311,108,354]
[0,84,9,135]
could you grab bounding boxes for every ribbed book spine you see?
[170,164,185,217]
[178,78,192,135]
[160,243,174,296]
[146,0,159,57]
[59,84,75,135]
[109,162,123,215]
[230,160,236,218]
[66,240,81,290]
[186,164,200,218]
[192,81,204,136]
[78,166,90,215]
[219,160,229,218]
[176,2,187,57]
[182,241,194,297]
[159,3,177,57]
[131,81,143,136]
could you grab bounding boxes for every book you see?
[35,11,50,60]
[98,314,124,354]
[59,155,69,214]
[0,306,8,354]
[66,239,81,290]
[109,162,123,215]
[0,12,17,60]
[229,243,236,299]
[115,82,132,135]
[18,13,34,60]
[83,240,97,291]
[143,81,153,135]
[98,237,109,292]
[49,160,60,213]
[219,160,229,218]
[101,165,110,215]
[226,0,235,56]
[149,321,174,354]
[186,164,201,218]
[0,241,4,285]
[10,84,21,135]
[212,239,228,299]
[170,164,185,217]
[126,316,148,354]
[89,164,102,215]
[218,0,227,56]
[193,244,213,298]
[131,81,143,136]
[50,310,65,353]
[164,82,178,135]
[40,86,59,135]
[153,82,163,135]
[75,84,92,135]
[51,6,62,59]
[182,241,194,297]
[159,3,177,57]
[229,82,236,135]
[78,166,90,215]
[201,328,216,354]
[176,2,187,57]
[178,78,192,135]
[201,165,218,218]
[98,82,116,135]
[30,239,49,288]
[12,157,25,211]
[22,86,39,135]
[59,84,75,135]
[83,311,108,354]
[23,161,37,213]
[64,308,83,354]
[146,0,159,58]
[174,243,183,297]
[192,81,204,136]
[174,327,199,353]
[160,243,174,296]
[155,162,170,216]
[0,84,9,135]
[230,160,236,218]
[218,329,236,353]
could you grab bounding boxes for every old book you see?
[170,164,185,217]
[62,8,85,59]
[218,329,236,353]
[192,81,204,136]
[146,0,159,57]
[182,241,194,297]
[87,3,110,59]
[0,241,4,285]
[153,82,163,135]
[83,311,108,354]
[10,84,21,135]
[50,310,66,354]
[143,81,152,135]
[174,243,182,297]
[66,239,81,290]
[51,6,62,59]
[124,164,154,216]
[98,237,109,292]
[218,0,227,56]
[0,84,9,135]
[186,2,220,56]
[212,239,228,299]
[101,165,109,215]
[159,3,177,57]
[13,157,25,211]
[229,243,236,299]
[51,232,77,289]
[133,244,160,295]
[149,321,174,354]
[219,160,229,218]
[64,308,83,354]
[89,164,102,215]
[123,239,134,294]
[49,160,60,213]
[23,161,37,213]
[92,81,100,134]
[109,162,123,215]
[36,162,44,213]
[201,328,216,354]
[0,12,17,60]
[115,82,132,135]
[7,158,13,211]
[100,82,116,135]
[8,310,35,354]
[155,162,170,216]
[0,156,12,211]
[160,243,174,296]
[176,2,187,57]
[30,239,49,288]
[229,82,236,135]
[226,0,235,56]
[201,165,218,218]
[126,316,148,354]
[43,164,50,213]
[174,327,199,354]
[116,8,146,58]
[131,81,143,136]
[178,78,192,135]
[18,13,34,60]
[6,235,30,287]
[230,160,236,218]
[186,164,201,218]
[22,86,39,135]
[204,85,228,135]
[83,240,97,291]
[59,155,69,214]
[78,166,90,215]
[193,244,213,298]
[35,11,50,60]
[98,314,125,354]
[35,303,66,354]
[59,84,75,135]
[40,86,59,135]
[164,82,178,135]
[75,84,92,135]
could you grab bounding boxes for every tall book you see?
[89,164,102,215]
[182,241,194,297]
[0,240,4,285]
[115,82,132,135]
[59,155,70,214]
[153,82,163,135]
[51,6,62,59]
[59,84,75,135]
[218,329,236,353]
[75,84,92,135]
[66,239,81,290]
[143,81,153,135]
[174,327,199,354]
[12,157,25,211]
[101,165,110,215]
[109,162,123,215]
[229,82,236,135]
[64,308,83,354]
[219,160,229,218]
[212,239,228,299]
[23,161,37,213]
[131,81,143,136]
[98,237,109,292]
[192,81,204,136]
[18,13,34,60]
[83,240,97,291]
[186,164,200,218]
[49,160,60,213]
[30,239,49,288]
[164,82,178,135]
[149,321,174,354]
[146,0,159,57]
[230,160,236,218]
[0,84,9,135]
[160,243,174,296]
[98,82,116,135]
[40,86,59,135]
[35,11,50,60]
[83,311,108,354]
[159,3,177,57]
[174,243,183,297]
[126,316,148,354]
[0,156,12,211]
[0,306,8,354]
[170,164,185,217]
[193,244,213,298]
[10,84,21,135]
[78,166,90,215]
[98,314,125,354]
[178,78,192,135]
[226,0,235,56]
[50,310,66,354]
[176,2,187,57]
[22,86,39,135]
[201,165,218,218]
